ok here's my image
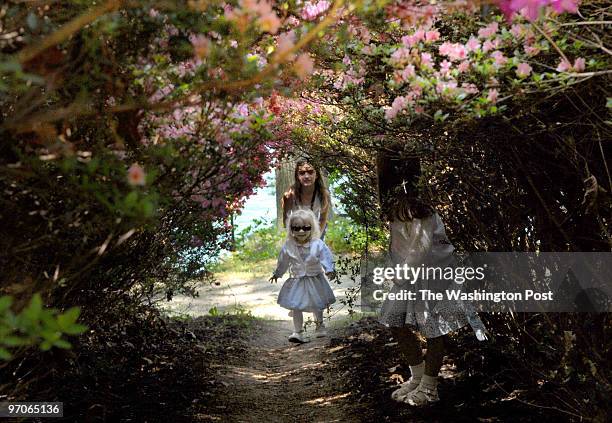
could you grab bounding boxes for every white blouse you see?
[389,213,455,267]
[273,238,334,278]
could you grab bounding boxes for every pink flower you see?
[482,40,494,53]
[301,1,331,21]
[420,52,433,69]
[550,0,579,14]
[511,0,546,21]
[487,88,499,103]
[465,37,481,52]
[556,59,571,72]
[275,32,296,60]
[190,35,211,59]
[439,60,452,75]
[573,57,585,71]
[478,22,499,39]
[401,64,416,80]
[461,83,479,95]
[510,24,524,38]
[127,163,146,186]
[557,57,586,72]
[294,53,314,78]
[458,61,471,73]
[516,62,532,78]
[491,51,508,66]
[258,12,281,34]
[524,45,541,56]
[385,96,409,120]
[425,30,440,42]
[390,47,411,65]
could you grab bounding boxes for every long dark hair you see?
[289,159,330,214]
[376,150,433,222]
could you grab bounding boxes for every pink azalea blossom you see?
[491,51,508,66]
[556,59,571,72]
[487,88,499,103]
[573,57,585,71]
[458,61,471,73]
[516,62,532,77]
[301,1,331,21]
[294,53,315,78]
[511,0,546,21]
[402,34,419,47]
[524,44,541,56]
[275,32,296,60]
[401,64,416,80]
[440,60,452,75]
[190,35,211,59]
[557,57,586,72]
[478,22,499,39]
[390,47,411,65]
[384,96,409,120]
[425,30,440,42]
[550,0,579,14]
[127,163,146,186]
[420,52,433,69]
[258,12,281,34]
[510,24,524,38]
[465,37,481,52]
[461,82,479,95]
[482,40,494,53]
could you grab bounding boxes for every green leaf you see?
[0,347,11,360]
[62,323,88,335]
[22,294,43,321]
[57,307,81,330]
[124,191,138,209]
[53,339,72,349]
[0,296,12,313]
[1,336,30,347]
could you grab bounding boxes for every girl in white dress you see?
[269,209,336,343]
[377,151,487,406]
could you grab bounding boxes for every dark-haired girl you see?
[377,151,487,406]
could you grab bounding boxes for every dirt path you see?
[202,320,355,423]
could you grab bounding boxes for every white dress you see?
[379,213,486,338]
[274,238,336,312]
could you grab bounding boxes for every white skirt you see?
[277,274,336,312]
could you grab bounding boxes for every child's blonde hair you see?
[285,209,321,241]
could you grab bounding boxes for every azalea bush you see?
[271,0,610,418]
[0,0,609,416]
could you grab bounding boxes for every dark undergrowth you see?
[326,317,609,423]
[0,307,258,423]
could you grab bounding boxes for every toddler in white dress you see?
[269,209,336,343]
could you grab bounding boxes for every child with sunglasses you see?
[269,209,336,343]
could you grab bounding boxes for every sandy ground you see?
[162,259,369,323]
[197,319,355,423]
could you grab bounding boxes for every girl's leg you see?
[424,335,446,377]
[313,309,326,337]
[405,335,447,406]
[292,310,304,333]
[390,327,425,401]
[390,327,423,366]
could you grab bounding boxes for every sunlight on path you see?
[162,259,361,322]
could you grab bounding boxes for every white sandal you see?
[403,375,439,406]
[391,377,421,401]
